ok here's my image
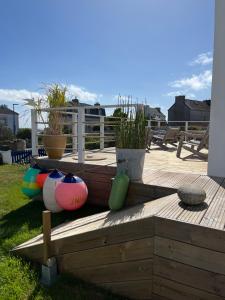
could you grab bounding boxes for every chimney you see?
[175,95,185,103]
[203,100,211,106]
[155,107,161,113]
[71,98,79,106]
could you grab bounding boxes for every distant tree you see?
[0,124,13,141]
[112,108,127,118]
[16,128,31,140]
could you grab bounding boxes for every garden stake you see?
[40,210,58,286]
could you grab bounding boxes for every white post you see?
[157,121,161,128]
[100,116,104,150]
[77,107,85,163]
[147,120,151,128]
[208,0,225,177]
[31,109,38,156]
[72,113,78,154]
[185,121,188,132]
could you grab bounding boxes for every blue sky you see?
[0,0,214,126]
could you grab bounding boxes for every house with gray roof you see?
[168,95,211,122]
[143,105,166,121]
[0,105,19,134]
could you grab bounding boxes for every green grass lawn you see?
[0,164,124,300]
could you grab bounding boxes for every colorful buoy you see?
[22,164,42,198]
[36,169,50,188]
[43,169,64,213]
[55,173,88,211]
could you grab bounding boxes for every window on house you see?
[0,118,7,126]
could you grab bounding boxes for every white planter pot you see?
[116,148,146,182]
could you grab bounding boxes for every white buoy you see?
[43,170,64,213]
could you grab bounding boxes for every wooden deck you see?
[13,158,225,300]
[52,144,208,175]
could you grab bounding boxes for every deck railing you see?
[31,104,131,163]
[31,105,210,164]
[147,120,209,132]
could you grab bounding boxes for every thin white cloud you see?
[190,52,213,66]
[0,84,100,104]
[0,89,41,103]
[165,91,196,99]
[169,70,212,91]
[66,84,99,102]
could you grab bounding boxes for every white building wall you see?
[0,114,19,134]
[208,0,225,177]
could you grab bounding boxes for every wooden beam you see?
[42,210,51,264]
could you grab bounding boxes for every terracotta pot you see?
[42,135,67,159]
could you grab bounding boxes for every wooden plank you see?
[152,294,169,300]
[148,172,178,186]
[155,217,225,253]
[102,280,152,300]
[58,237,154,272]
[68,259,153,284]
[13,216,155,263]
[143,170,167,184]
[42,210,51,264]
[153,276,225,300]
[172,173,200,188]
[154,256,225,297]
[126,183,175,206]
[156,196,180,219]
[157,172,189,188]
[34,158,117,176]
[201,180,225,229]
[178,176,223,225]
[155,236,225,275]
[157,175,211,220]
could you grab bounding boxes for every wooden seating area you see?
[177,128,209,160]
[149,127,180,149]
[13,159,225,300]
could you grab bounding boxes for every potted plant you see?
[25,84,68,159]
[115,103,148,182]
[42,84,68,159]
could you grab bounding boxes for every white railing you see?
[31,105,210,164]
[31,104,126,163]
[147,120,209,132]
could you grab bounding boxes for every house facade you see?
[168,95,211,122]
[144,106,166,121]
[0,105,19,134]
[66,98,106,133]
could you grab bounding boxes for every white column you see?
[31,109,38,156]
[208,0,225,177]
[100,116,104,150]
[72,113,78,154]
[77,107,85,163]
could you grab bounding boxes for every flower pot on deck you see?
[43,135,67,159]
[116,148,145,182]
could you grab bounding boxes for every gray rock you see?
[177,184,206,205]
